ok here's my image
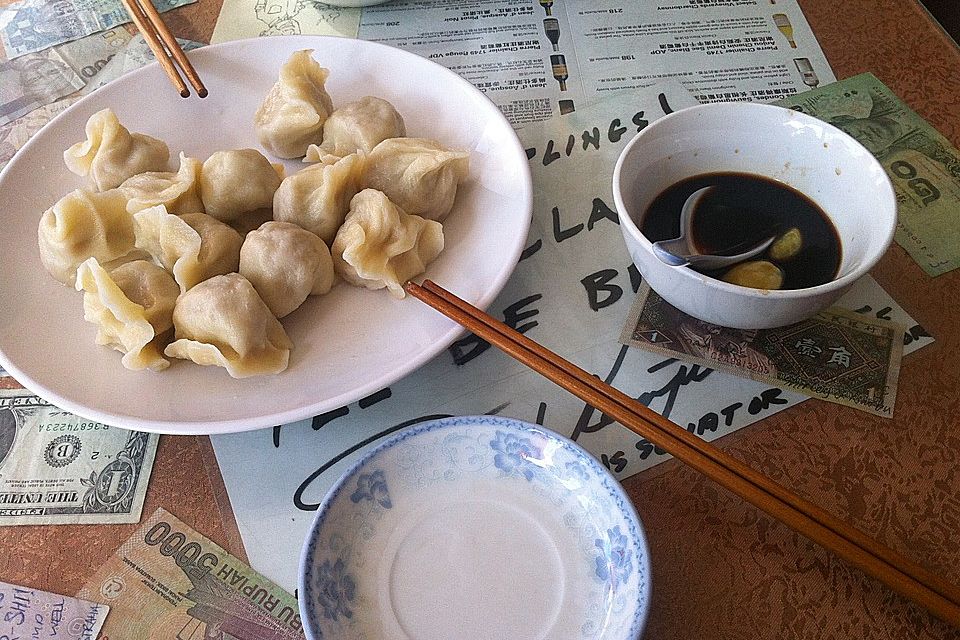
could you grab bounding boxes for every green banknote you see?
[776,73,960,277]
[77,508,305,640]
[0,388,157,525]
[620,285,904,417]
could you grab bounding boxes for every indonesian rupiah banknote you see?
[81,33,203,93]
[1,579,109,639]
[620,285,904,417]
[77,508,305,640]
[0,95,78,169]
[776,72,960,277]
[0,32,198,171]
[0,27,131,127]
[55,25,132,82]
[0,388,158,525]
[0,47,83,126]
[0,0,195,59]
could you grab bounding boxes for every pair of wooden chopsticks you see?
[120,0,207,98]
[405,279,960,628]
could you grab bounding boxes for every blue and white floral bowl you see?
[299,416,651,640]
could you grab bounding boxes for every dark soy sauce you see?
[641,172,842,290]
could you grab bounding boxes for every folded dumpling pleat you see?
[273,153,364,244]
[75,258,179,371]
[38,189,135,286]
[133,206,242,292]
[254,50,334,158]
[164,273,293,378]
[119,152,204,215]
[314,96,406,158]
[64,108,169,191]
[363,137,469,221]
[332,189,443,299]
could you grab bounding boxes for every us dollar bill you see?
[776,72,960,277]
[1,579,109,639]
[0,0,196,59]
[78,508,304,640]
[0,388,158,525]
[620,285,904,417]
[0,47,83,126]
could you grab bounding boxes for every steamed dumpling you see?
[240,221,334,318]
[64,109,170,191]
[38,189,135,285]
[273,153,364,244]
[133,206,243,292]
[309,96,406,158]
[164,273,293,378]
[119,152,204,215]
[75,258,179,371]
[254,50,334,158]
[200,149,283,222]
[228,208,274,237]
[363,137,469,221]
[332,189,443,298]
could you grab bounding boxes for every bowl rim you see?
[612,101,897,300]
[297,414,652,640]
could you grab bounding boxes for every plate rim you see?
[297,415,652,640]
[0,35,533,435]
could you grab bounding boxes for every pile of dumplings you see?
[37,49,470,378]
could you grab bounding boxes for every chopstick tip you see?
[197,87,209,98]
[179,88,190,98]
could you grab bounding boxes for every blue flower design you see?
[564,461,591,484]
[594,525,634,587]
[350,469,392,508]
[314,558,356,621]
[490,430,541,481]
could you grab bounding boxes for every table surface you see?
[2,1,960,638]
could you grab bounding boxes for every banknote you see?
[0,388,158,525]
[0,0,196,59]
[82,33,203,94]
[0,47,83,126]
[1,579,109,639]
[77,508,304,640]
[55,25,132,82]
[777,73,960,277]
[0,95,78,170]
[620,285,904,417]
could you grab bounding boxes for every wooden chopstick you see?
[405,279,960,628]
[119,0,207,98]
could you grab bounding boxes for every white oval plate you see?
[0,36,532,434]
[300,416,651,640]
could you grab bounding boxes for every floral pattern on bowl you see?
[299,415,650,640]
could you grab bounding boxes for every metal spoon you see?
[651,186,777,270]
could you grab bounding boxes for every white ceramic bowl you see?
[299,415,651,640]
[612,102,896,329]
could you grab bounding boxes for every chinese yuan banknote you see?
[620,285,904,417]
